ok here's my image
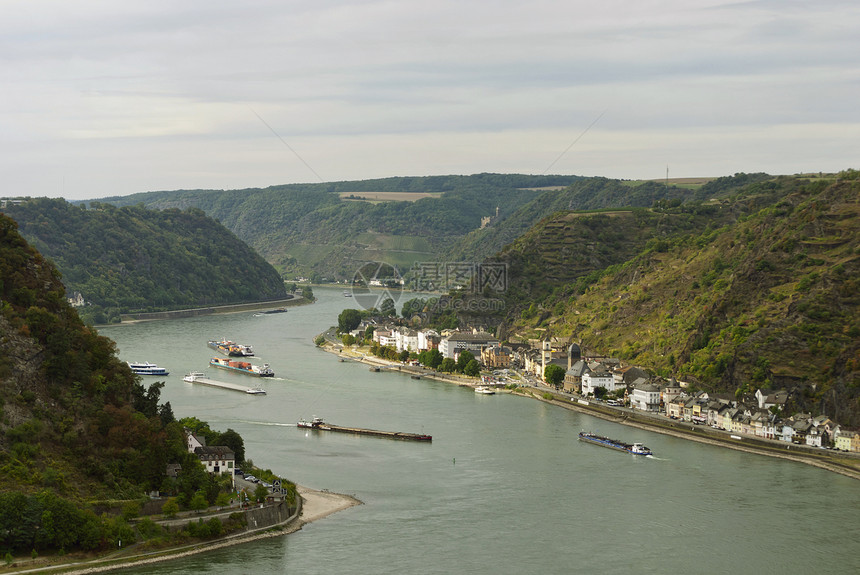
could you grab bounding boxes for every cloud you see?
[1,0,858,199]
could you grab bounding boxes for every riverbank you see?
[319,339,860,481]
[5,487,360,575]
[117,296,310,324]
[516,387,860,481]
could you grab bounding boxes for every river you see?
[98,287,860,574]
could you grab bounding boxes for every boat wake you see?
[234,420,295,428]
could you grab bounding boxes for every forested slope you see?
[506,173,860,424]
[92,174,582,279]
[2,198,287,323]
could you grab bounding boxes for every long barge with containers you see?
[297,417,431,442]
[207,339,255,357]
[209,357,274,377]
[578,431,652,455]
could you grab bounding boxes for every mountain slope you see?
[0,213,184,501]
[509,173,860,424]
[2,198,287,323]
[90,174,583,279]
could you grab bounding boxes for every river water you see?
[98,287,860,574]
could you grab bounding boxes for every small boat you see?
[475,386,495,395]
[298,416,325,429]
[128,362,169,376]
[210,357,274,377]
[183,371,205,382]
[246,387,267,395]
[578,432,652,455]
[343,291,352,297]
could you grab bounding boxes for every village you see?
[345,320,860,454]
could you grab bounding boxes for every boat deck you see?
[185,375,265,395]
[300,420,431,441]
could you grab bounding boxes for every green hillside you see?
[0,213,287,556]
[441,175,769,263]
[91,174,583,280]
[2,198,287,324]
[1,211,173,498]
[505,172,860,424]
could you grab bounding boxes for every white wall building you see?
[630,382,661,412]
[439,332,498,359]
[581,370,618,396]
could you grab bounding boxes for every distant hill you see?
[2,198,287,323]
[443,173,775,263]
[90,174,584,280]
[501,172,859,425]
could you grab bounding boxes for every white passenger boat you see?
[128,362,169,376]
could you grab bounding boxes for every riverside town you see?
[333,319,860,455]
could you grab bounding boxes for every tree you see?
[380,297,396,316]
[189,490,208,512]
[337,309,362,333]
[301,286,314,300]
[399,350,410,362]
[456,350,475,372]
[342,333,355,346]
[161,498,179,518]
[215,428,245,465]
[464,359,480,377]
[401,297,426,318]
[419,348,443,369]
[254,484,269,503]
[439,358,456,373]
[544,364,565,388]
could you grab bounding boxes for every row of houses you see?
[357,326,860,452]
[363,323,512,361]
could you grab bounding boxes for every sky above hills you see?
[2,0,858,200]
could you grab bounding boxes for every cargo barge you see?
[209,357,274,377]
[298,417,431,442]
[207,339,255,357]
[578,431,652,455]
[183,372,266,395]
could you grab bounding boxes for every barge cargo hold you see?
[578,431,652,455]
[209,357,274,377]
[207,339,255,357]
[298,417,431,442]
[183,372,266,395]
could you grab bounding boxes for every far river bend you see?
[99,286,860,574]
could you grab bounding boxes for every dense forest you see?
[0,214,288,555]
[493,172,859,425]
[2,199,287,323]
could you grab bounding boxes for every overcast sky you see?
[2,0,858,200]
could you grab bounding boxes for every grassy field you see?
[620,177,714,190]
[340,192,442,202]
